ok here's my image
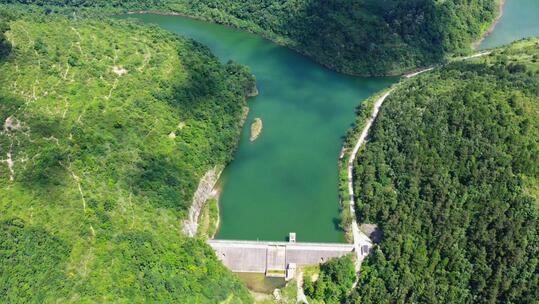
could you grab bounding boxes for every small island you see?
[250,118,263,142]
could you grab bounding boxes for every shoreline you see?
[132,8,500,239]
[124,11,419,78]
[210,183,222,239]
[345,90,393,279]
[473,0,506,49]
[125,10,491,78]
[341,50,492,285]
[183,80,255,238]
[207,105,252,239]
[183,167,224,237]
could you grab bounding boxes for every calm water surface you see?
[127,0,538,242]
[480,0,539,49]
[128,14,395,242]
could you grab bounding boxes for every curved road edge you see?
[345,51,491,286]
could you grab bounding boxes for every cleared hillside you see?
[0,11,254,303]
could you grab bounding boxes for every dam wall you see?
[207,239,358,277]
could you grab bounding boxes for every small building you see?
[360,244,371,256]
[286,263,297,281]
[208,233,355,281]
[289,232,296,243]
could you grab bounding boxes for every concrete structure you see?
[286,263,296,281]
[289,232,296,243]
[207,239,355,278]
[266,245,286,277]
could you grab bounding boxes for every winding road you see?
[346,51,491,281]
[347,90,393,279]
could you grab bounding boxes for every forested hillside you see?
[0,9,254,302]
[348,39,538,303]
[0,11,11,60]
[3,0,499,76]
[180,0,499,75]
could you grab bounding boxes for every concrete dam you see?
[208,234,371,280]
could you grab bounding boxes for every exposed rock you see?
[250,118,263,142]
[273,289,282,301]
[182,167,222,237]
[247,84,259,97]
[112,66,128,76]
[4,116,21,132]
[5,152,14,181]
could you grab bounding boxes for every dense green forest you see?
[303,255,356,303]
[0,8,254,302]
[348,39,539,303]
[179,0,499,75]
[2,0,499,76]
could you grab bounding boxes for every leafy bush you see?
[0,10,253,302]
[0,219,71,303]
[350,39,539,303]
[2,0,499,75]
[304,255,355,303]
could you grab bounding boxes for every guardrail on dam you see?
[208,235,371,280]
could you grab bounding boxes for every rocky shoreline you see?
[249,118,263,142]
[182,167,223,237]
[473,0,506,49]
[183,84,258,238]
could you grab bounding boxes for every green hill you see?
[0,11,254,303]
[2,0,499,76]
[177,0,499,76]
[347,39,538,303]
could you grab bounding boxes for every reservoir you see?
[127,0,538,243]
[480,0,539,49]
[128,14,395,242]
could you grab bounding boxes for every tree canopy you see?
[349,39,539,303]
[0,9,253,302]
[2,0,499,76]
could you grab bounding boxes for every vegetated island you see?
[3,0,501,76]
[0,7,255,302]
[250,117,262,142]
[339,39,538,303]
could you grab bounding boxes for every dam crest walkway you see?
[208,238,371,279]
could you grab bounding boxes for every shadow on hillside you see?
[0,11,12,63]
[279,0,446,75]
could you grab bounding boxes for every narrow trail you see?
[346,51,490,286]
[461,51,491,60]
[347,90,393,286]
[404,67,434,78]
[296,271,308,304]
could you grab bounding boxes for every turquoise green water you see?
[128,14,395,242]
[480,0,539,49]
[126,0,537,243]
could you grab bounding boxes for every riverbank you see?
[339,89,394,276]
[473,0,506,49]
[338,89,395,242]
[342,40,538,302]
[339,51,493,280]
[184,78,255,236]
[183,167,224,237]
[124,10,488,78]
